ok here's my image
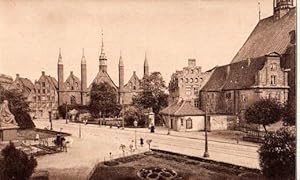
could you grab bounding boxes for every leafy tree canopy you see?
[89,82,121,118]
[0,142,37,180]
[259,126,296,179]
[132,72,168,124]
[245,98,283,133]
[0,85,35,129]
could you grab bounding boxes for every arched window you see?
[195,78,198,83]
[186,118,192,129]
[190,78,193,83]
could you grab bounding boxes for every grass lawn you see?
[89,151,264,180]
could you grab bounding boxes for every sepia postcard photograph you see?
[0,0,297,179]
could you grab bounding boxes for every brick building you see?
[168,59,212,108]
[200,0,295,129]
[28,71,59,119]
[10,74,34,98]
[200,53,289,129]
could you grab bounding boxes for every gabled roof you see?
[65,73,81,84]
[160,100,205,116]
[17,77,34,91]
[231,8,295,63]
[202,56,267,91]
[89,70,117,90]
[124,72,141,89]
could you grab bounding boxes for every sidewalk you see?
[92,123,259,147]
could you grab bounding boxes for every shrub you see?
[123,106,145,127]
[0,142,37,180]
[259,126,296,179]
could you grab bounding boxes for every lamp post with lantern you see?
[134,120,138,149]
[203,94,209,158]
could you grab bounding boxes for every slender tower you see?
[57,48,64,106]
[99,30,107,72]
[118,52,124,104]
[81,48,87,105]
[144,52,149,77]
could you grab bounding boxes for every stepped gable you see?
[231,8,295,63]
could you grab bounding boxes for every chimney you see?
[16,74,20,78]
[188,59,196,68]
[70,71,73,75]
[42,71,45,76]
[133,71,136,75]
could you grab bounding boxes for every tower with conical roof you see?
[57,48,64,106]
[273,0,294,20]
[118,52,124,104]
[144,52,149,77]
[81,48,87,105]
[99,30,107,72]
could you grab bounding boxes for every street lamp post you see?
[49,111,52,130]
[65,104,68,124]
[203,99,209,158]
[134,120,138,149]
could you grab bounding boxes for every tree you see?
[0,142,37,180]
[244,98,282,133]
[259,126,296,179]
[89,82,121,118]
[282,102,295,126]
[0,85,35,129]
[132,72,168,125]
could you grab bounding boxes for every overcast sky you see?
[0,0,273,85]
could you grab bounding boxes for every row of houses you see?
[161,1,296,132]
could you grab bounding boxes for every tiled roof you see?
[46,76,58,89]
[160,100,205,116]
[231,8,295,63]
[202,56,267,91]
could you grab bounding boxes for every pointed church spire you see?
[144,51,149,77]
[58,48,63,64]
[100,29,106,59]
[258,2,261,21]
[119,51,124,66]
[81,48,86,64]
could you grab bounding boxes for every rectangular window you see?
[38,89,40,94]
[42,82,46,87]
[271,75,276,85]
[180,119,184,126]
[42,89,46,94]
[38,96,41,101]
